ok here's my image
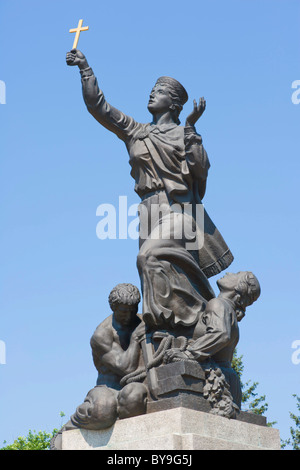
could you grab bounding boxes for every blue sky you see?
[0,0,299,447]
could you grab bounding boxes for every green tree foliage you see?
[231,350,274,422]
[282,394,300,450]
[0,411,66,450]
[0,429,58,450]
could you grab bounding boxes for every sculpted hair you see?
[155,76,188,125]
[168,88,183,124]
[234,272,261,321]
[108,283,141,311]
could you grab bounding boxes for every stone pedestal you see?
[61,407,281,450]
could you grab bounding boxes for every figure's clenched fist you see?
[66,49,88,70]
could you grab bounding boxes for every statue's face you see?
[73,387,118,430]
[217,272,241,292]
[148,84,173,115]
[113,303,137,326]
[75,389,97,423]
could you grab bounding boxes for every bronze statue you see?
[88,283,148,421]
[51,285,147,449]
[90,283,142,389]
[52,48,263,445]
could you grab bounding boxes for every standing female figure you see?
[66,50,233,329]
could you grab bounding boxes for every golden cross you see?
[69,19,89,50]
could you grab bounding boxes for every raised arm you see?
[183,97,210,200]
[184,125,210,200]
[66,49,139,142]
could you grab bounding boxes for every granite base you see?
[61,407,280,450]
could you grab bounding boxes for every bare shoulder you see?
[90,314,113,344]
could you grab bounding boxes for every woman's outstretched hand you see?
[66,49,89,70]
[186,97,206,126]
